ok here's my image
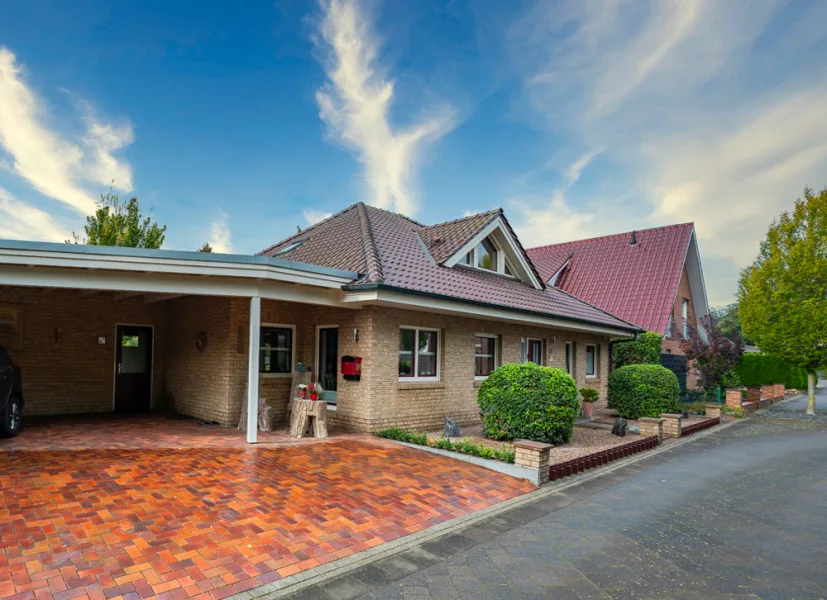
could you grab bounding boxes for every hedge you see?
[608,364,680,420]
[612,331,663,368]
[477,363,578,445]
[735,354,807,389]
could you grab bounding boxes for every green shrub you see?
[478,363,578,445]
[681,401,707,415]
[722,405,748,418]
[735,354,807,389]
[375,427,428,446]
[612,331,663,368]
[608,364,680,420]
[721,370,742,389]
[579,387,599,403]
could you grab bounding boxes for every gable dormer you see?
[442,215,543,289]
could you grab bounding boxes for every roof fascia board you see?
[442,217,543,289]
[0,247,354,289]
[342,286,636,337]
[685,228,710,325]
[547,258,571,286]
[0,239,358,282]
[0,264,354,308]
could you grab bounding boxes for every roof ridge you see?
[362,203,424,227]
[419,208,502,231]
[257,203,362,256]
[529,222,695,252]
[357,203,384,283]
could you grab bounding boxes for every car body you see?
[0,345,24,437]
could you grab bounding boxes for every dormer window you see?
[458,235,517,278]
[477,239,497,271]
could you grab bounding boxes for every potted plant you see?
[579,387,599,418]
[297,384,308,400]
[309,383,324,401]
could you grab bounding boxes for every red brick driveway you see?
[0,416,533,600]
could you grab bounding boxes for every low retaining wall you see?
[681,416,720,437]
[548,436,658,482]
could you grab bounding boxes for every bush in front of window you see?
[607,364,680,420]
[477,363,579,445]
[611,331,662,369]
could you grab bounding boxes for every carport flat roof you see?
[0,239,360,281]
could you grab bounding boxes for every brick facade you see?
[661,265,700,388]
[4,286,613,434]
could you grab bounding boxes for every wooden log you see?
[311,402,328,438]
[289,400,310,438]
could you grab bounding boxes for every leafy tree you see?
[198,243,213,252]
[680,315,743,390]
[612,331,662,368]
[739,187,827,414]
[69,191,166,248]
[710,303,753,345]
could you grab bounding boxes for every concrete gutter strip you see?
[231,416,748,600]
[392,440,537,482]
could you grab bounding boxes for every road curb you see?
[230,417,745,600]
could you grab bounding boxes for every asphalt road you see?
[288,399,827,599]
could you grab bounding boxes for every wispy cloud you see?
[208,213,233,254]
[0,46,134,239]
[0,186,69,242]
[313,0,456,216]
[303,208,332,225]
[507,0,827,304]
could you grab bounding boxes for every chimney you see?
[630,231,637,246]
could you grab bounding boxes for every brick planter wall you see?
[662,413,683,438]
[548,436,659,482]
[681,417,720,437]
[774,383,785,400]
[726,389,743,408]
[638,418,664,443]
[745,387,761,404]
[705,404,722,419]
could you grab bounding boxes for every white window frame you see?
[398,326,441,382]
[585,344,597,379]
[682,298,689,338]
[260,323,296,378]
[461,236,517,279]
[475,333,498,380]
[565,342,574,376]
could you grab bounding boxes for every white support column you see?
[247,295,261,443]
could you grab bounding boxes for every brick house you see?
[0,204,638,441]
[527,224,710,390]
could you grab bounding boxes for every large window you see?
[527,338,543,365]
[475,334,498,379]
[399,327,439,380]
[476,238,497,271]
[260,326,294,375]
[585,344,598,378]
[458,235,517,278]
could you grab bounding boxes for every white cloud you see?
[0,46,134,239]
[303,209,333,225]
[0,186,70,242]
[313,0,456,216]
[208,213,233,254]
[507,0,827,304]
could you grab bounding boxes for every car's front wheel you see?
[1,396,21,438]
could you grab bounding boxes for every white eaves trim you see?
[0,247,353,289]
[343,289,635,338]
[442,217,543,290]
[548,258,571,286]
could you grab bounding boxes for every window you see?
[527,339,543,365]
[565,342,574,376]
[585,344,597,378]
[458,252,471,265]
[476,238,497,271]
[399,327,440,380]
[260,326,294,375]
[475,334,498,378]
[681,299,689,338]
[504,260,516,277]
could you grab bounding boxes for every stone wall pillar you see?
[761,385,775,401]
[726,389,743,408]
[661,413,683,438]
[705,404,723,420]
[745,388,760,404]
[513,439,552,485]
[638,418,664,444]
[773,383,785,400]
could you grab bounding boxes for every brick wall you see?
[661,265,700,389]
[0,286,166,416]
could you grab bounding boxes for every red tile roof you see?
[260,203,637,332]
[527,224,695,334]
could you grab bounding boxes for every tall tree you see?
[710,303,752,345]
[197,243,213,253]
[739,187,827,414]
[680,315,743,390]
[70,191,166,248]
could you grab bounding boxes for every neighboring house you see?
[527,223,709,390]
[0,203,637,440]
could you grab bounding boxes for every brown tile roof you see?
[418,210,501,264]
[527,224,695,333]
[259,203,637,332]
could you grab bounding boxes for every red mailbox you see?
[341,355,362,381]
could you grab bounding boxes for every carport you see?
[0,240,358,442]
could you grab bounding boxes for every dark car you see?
[0,346,23,437]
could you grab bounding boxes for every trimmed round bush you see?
[608,364,680,420]
[477,363,578,445]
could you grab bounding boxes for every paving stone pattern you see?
[0,417,533,600]
[293,417,827,600]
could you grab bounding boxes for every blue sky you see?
[1,0,826,305]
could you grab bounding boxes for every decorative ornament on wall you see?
[196,331,208,353]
